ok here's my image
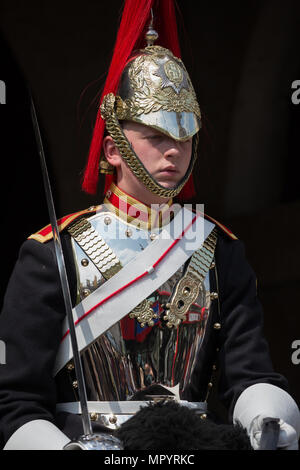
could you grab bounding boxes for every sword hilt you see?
[63,433,124,450]
[259,417,280,450]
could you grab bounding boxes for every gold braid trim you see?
[100,93,199,199]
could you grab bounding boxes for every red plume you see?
[82,0,195,201]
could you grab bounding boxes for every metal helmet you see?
[82,0,201,200]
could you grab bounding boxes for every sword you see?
[30,98,123,450]
[30,98,93,437]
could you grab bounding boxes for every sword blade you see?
[30,98,93,437]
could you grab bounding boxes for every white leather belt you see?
[56,400,207,415]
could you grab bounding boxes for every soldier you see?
[0,0,299,450]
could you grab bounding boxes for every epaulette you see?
[28,205,101,243]
[204,213,238,240]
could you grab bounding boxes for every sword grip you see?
[259,417,280,450]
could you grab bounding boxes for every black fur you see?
[115,400,253,450]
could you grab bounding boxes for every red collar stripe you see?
[107,190,150,223]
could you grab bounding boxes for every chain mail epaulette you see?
[27,205,101,243]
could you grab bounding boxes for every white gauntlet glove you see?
[3,419,124,451]
[4,420,70,450]
[233,383,300,450]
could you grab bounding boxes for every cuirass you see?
[69,206,215,402]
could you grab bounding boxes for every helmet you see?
[115,45,201,141]
[82,0,201,200]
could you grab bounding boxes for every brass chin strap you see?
[100,93,199,199]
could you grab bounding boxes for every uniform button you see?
[72,380,78,389]
[150,233,157,241]
[125,229,132,237]
[200,413,207,420]
[66,362,74,371]
[104,216,112,225]
[90,412,99,421]
[81,258,89,267]
[210,292,219,300]
[213,322,221,330]
[108,414,117,424]
[82,288,91,297]
[210,261,216,269]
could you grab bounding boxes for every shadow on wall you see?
[224,0,300,216]
[0,34,48,305]
[222,1,300,409]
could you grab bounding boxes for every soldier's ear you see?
[103,135,122,168]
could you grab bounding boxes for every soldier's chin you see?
[155,179,179,190]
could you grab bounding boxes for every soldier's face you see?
[122,121,192,189]
[103,121,192,203]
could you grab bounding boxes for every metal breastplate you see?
[69,207,215,402]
